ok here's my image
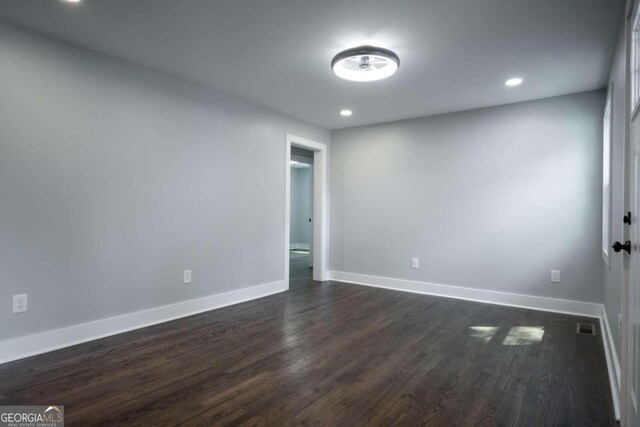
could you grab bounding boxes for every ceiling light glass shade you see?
[332,46,399,82]
[340,109,353,116]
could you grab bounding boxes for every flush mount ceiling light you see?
[332,46,399,82]
[505,77,523,87]
[340,109,353,117]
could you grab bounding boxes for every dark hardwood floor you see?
[0,259,615,426]
[289,250,312,289]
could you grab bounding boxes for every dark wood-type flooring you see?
[0,256,615,425]
[289,250,312,289]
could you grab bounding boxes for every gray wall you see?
[290,167,312,246]
[604,28,625,366]
[0,22,329,340]
[330,91,605,303]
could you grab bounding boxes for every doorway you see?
[284,134,328,289]
[289,147,314,287]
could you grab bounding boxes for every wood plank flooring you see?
[0,259,615,425]
[289,250,312,289]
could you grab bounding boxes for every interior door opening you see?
[284,134,328,289]
[289,147,314,288]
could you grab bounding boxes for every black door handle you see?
[612,241,631,254]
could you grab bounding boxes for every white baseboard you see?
[290,243,310,250]
[600,306,622,420]
[0,280,286,365]
[329,271,602,317]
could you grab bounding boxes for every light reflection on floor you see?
[502,326,545,345]
[468,326,500,343]
[468,326,545,345]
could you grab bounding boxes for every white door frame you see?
[285,134,328,287]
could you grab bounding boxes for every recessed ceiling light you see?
[340,109,353,117]
[332,46,399,82]
[63,0,81,2]
[505,78,523,87]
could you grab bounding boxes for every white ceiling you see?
[0,0,624,129]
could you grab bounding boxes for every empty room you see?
[0,0,638,425]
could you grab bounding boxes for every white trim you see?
[0,280,286,365]
[290,243,310,250]
[603,85,614,267]
[329,271,602,317]
[600,306,622,420]
[285,134,328,285]
[632,4,640,121]
[285,140,291,287]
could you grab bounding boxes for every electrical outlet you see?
[183,270,192,284]
[550,270,560,283]
[13,294,28,314]
[411,258,419,269]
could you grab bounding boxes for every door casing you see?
[284,134,328,286]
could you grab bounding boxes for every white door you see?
[628,144,640,426]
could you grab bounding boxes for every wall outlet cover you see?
[411,258,419,269]
[13,294,28,314]
[183,270,192,284]
[550,270,560,283]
